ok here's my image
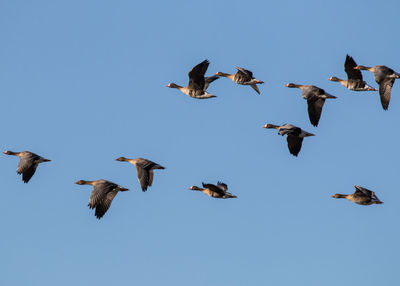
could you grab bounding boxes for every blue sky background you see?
[1,0,399,285]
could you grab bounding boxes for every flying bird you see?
[75,179,129,219]
[331,185,383,205]
[285,83,336,127]
[166,59,219,99]
[116,157,165,191]
[328,54,376,91]
[354,64,400,110]
[215,66,264,94]
[262,124,314,156]
[3,150,51,183]
[189,182,237,199]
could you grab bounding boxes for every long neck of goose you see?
[173,84,184,89]
[192,186,204,191]
[219,72,232,78]
[81,180,96,185]
[335,194,348,199]
[264,124,280,129]
[6,151,20,156]
[358,66,372,71]
[289,84,303,89]
[331,77,343,82]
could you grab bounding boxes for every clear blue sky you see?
[1,0,399,285]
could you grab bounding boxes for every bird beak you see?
[262,124,267,128]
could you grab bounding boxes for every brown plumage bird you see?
[3,150,51,183]
[328,54,376,91]
[354,64,400,110]
[331,185,383,205]
[75,179,129,219]
[262,124,314,156]
[189,182,237,199]
[116,157,165,191]
[285,83,336,127]
[166,60,219,99]
[215,66,264,94]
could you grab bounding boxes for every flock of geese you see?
[4,55,397,219]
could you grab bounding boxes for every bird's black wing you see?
[379,79,394,110]
[203,75,219,90]
[345,54,362,80]
[202,182,225,196]
[354,185,373,197]
[217,182,228,192]
[188,60,209,90]
[235,66,253,78]
[136,166,151,191]
[307,98,325,127]
[94,190,118,219]
[88,181,116,209]
[17,153,40,183]
[135,159,164,191]
[286,135,303,156]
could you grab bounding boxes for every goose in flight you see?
[189,181,236,199]
[331,185,383,205]
[328,54,376,91]
[215,66,264,94]
[285,83,336,127]
[75,179,129,219]
[354,64,400,110]
[262,124,314,156]
[3,150,51,183]
[166,60,219,99]
[116,157,165,191]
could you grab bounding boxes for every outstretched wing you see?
[217,182,228,192]
[345,54,362,80]
[354,185,373,197]
[188,60,209,90]
[17,153,40,183]
[307,98,325,127]
[136,166,151,191]
[89,181,116,209]
[235,66,253,78]
[378,79,394,110]
[202,182,225,196]
[94,190,118,219]
[135,159,165,191]
[286,135,303,156]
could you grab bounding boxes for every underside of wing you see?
[379,79,394,110]
[286,135,303,156]
[307,98,325,127]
